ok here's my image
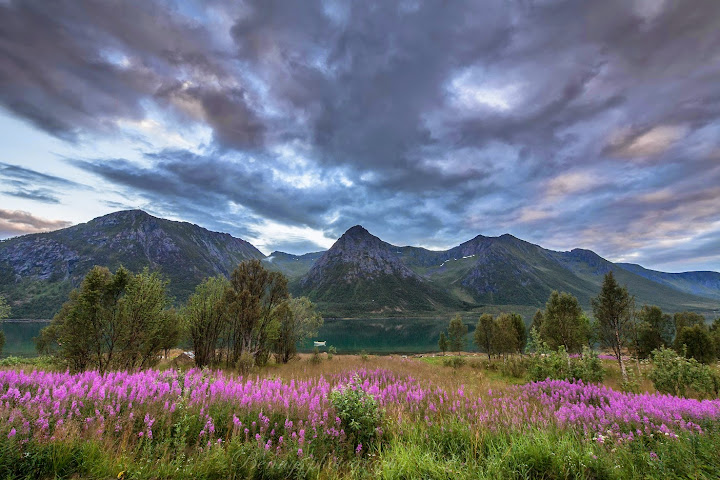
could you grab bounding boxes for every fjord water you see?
[1,321,48,357]
[3,318,475,357]
[301,317,476,354]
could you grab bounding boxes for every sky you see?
[1,0,719,272]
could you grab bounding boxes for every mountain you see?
[1,210,719,319]
[262,251,325,278]
[617,263,720,302]
[0,210,263,318]
[295,227,720,317]
[297,226,461,316]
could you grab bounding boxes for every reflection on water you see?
[2,318,477,357]
[300,317,475,354]
[1,321,49,357]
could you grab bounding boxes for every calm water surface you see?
[2,317,477,357]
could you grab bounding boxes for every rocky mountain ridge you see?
[1,210,719,318]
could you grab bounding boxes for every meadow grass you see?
[0,354,719,479]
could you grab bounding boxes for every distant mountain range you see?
[1,210,718,319]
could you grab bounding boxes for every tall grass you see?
[0,355,719,479]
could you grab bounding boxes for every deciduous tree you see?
[473,313,495,360]
[541,291,588,353]
[675,324,715,364]
[447,314,468,352]
[224,260,289,366]
[635,305,674,358]
[183,276,230,368]
[274,296,323,364]
[438,332,448,356]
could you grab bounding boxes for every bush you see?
[528,346,605,383]
[442,356,466,369]
[309,347,323,365]
[330,375,384,454]
[236,352,255,375]
[500,356,528,378]
[327,346,337,360]
[648,347,719,398]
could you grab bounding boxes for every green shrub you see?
[327,345,337,360]
[500,356,528,378]
[648,347,718,398]
[235,352,255,375]
[528,346,605,383]
[309,347,322,365]
[442,356,466,369]
[330,375,384,454]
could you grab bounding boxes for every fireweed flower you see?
[0,368,718,452]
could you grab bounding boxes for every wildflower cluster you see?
[0,367,718,460]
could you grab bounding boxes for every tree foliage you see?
[675,324,715,364]
[274,296,323,364]
[673,311,705,334]
[223,259,289,366]
[592,272,633,379]
[437,332,448,355]
[635,305,674,359]
[38,266,175,373]
[183,276,230,368]
[447,314,468,352]
[540,291,588,353]
[473,313,495,360]
[494,313,520,358]
[648,347,718,398]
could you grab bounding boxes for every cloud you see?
[606,125,689,158]
[0,162,83,204]
[1,0,720,269]
[0,209,73,237]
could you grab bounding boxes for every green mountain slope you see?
[262,251,324,278]
[1,211,718,319]
[0,210,264,318]
[297,226,462,316]
[617,263,720,302]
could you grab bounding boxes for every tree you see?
[494,313,519,359]
[223,260,289,366]
[592,271,634,381]
[183,276,230,368]
[635,305,674,358]
[447,314,468,352]
[673,311,705,334]
[114,269,174,370]
[710,318,720,359]
[675,324,715,364]
[274,296,323,364]
[0,295,9,356]
[530,309,543,335]
[540,291,588,353]
[509,313,527,354]
[438,332,448,356]
[49,266,128,372]
[38,265,175,373]
[473,313,495,360]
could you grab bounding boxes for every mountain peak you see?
[343,225,370,237]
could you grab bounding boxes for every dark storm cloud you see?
[71,149,352,230]
[2,0,720,269]
[0,0,264,147]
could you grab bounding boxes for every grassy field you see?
[0,353,719,479]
